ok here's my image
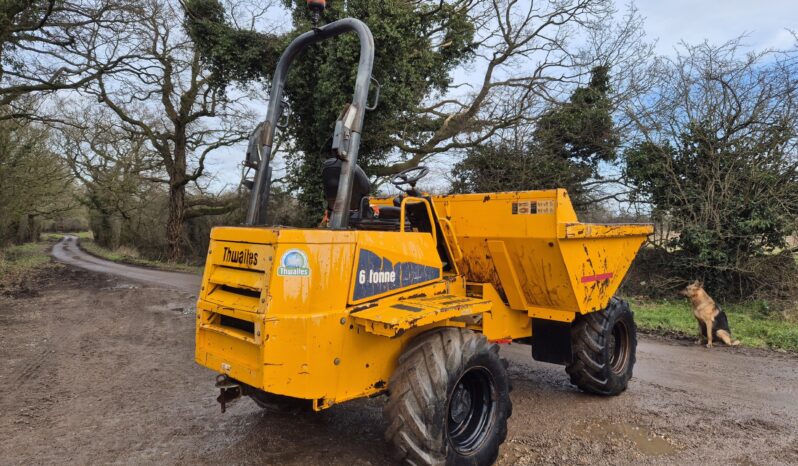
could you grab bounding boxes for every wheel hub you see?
[449,383,472,424]
[447,367,496,455]
[609,320,630,374]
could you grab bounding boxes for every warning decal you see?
[512,199,555,215]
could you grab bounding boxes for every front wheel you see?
[566,298,637,396]
[384,328,512,465]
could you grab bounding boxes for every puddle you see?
[100,284,139,291]
[587,422,676,456]
[141,302,195,315]
[168,305,196,315]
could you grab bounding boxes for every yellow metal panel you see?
[485,240,527,310]
[259,281,453,405]
[526,305,575,323]
[478,283,532,340]
[438,218,463,263]
[430,189,652,314]
[208,242,274,271]
[559,223,654,239]
[559,235,647,313]
[195,300,262,388]
[208,266,266,291]
[351,294,491,337]
[203,286,260,312]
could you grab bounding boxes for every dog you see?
[680,280,740,348]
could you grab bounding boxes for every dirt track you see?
[1,236,797,465]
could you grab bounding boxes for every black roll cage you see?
[245,18,375,230]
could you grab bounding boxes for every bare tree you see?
[78,0,255,259]
[0,103,77,244]
[0,0,134,119]
[623,37,798,298]
[55,103,162,248]
[377,0,653,176]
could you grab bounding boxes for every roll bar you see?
[244,18,375,229]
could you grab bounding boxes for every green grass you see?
[80,238,203,275]
[41,231,94,241]
[631,298,798,352]
[0,242,54,285]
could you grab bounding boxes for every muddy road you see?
[0,236,796,465]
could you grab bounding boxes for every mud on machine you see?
[195,1,653,464]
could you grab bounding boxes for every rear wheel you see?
[566,298,637,396]
[384,328,512,465]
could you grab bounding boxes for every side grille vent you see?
[220,315,255,335]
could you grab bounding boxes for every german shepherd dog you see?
[680,280,740,348]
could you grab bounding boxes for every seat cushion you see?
[378,206,401,219]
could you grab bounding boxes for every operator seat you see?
[321,157,371,212]
[321,158,403,228]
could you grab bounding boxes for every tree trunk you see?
[166,120,190,261]
[15,214,31,244]
[167,182,186,261]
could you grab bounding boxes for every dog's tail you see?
[715,307,741,346]
[716,329,740,346]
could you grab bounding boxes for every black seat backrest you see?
[321,158,371,211]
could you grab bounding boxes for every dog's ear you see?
[692,279,700,287]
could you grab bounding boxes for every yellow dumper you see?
[195,14,652,466]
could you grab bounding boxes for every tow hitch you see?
[215,374,242,413]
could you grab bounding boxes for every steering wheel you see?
[390,166,430,190]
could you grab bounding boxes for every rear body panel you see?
[195,227,458,407]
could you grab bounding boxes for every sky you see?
[634,0,796,55]
[202,0,798,191]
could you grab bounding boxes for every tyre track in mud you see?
[0,235,794,465]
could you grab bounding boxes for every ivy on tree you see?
[183,0,475,224]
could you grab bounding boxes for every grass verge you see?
[79,238,203,275]
[0,242,57,290]
[631,298,798,352]
[41,231,94,241]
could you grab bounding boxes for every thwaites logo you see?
[277,249,310,277]
[222,246,258,266]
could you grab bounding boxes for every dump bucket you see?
[431,190,652,315]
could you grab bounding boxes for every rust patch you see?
[440,298,472,305]
[351,302,378,313]
[392,303,424,312]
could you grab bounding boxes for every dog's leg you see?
[697,321,707,345]
[705,319,713,348]
[716,329,741,346]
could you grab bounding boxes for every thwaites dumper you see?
[195,7,653,466]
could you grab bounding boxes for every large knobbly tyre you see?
[384,328,512,466]
[566,297,637,396]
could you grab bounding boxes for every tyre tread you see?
[384,328,511,465]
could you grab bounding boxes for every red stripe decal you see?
[581,272,614,283]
